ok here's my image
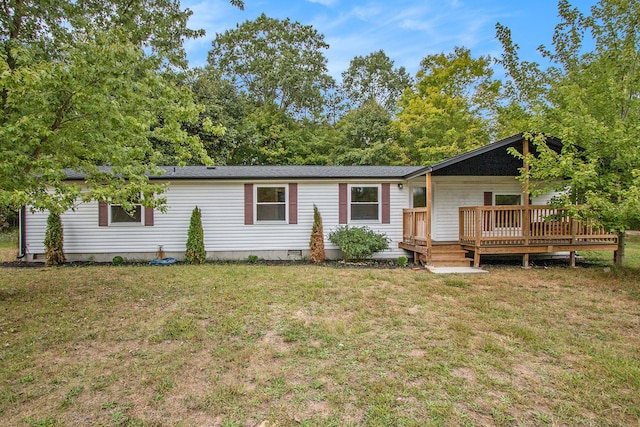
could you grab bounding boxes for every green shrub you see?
[397,256,409,267]
[328,226,390,261]
[309,204,326,263]
[185,206,206,264]
[112,256,124,265]
[247,255,259,264]
[44,212,65,266]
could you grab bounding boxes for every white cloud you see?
[306,0,338,6]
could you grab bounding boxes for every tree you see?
[44,212,65,266]
[309,205,326,263]
[341,50,413,114]
[185,206,206,264]
[330,99,398,165]
[0,1,243,215]
[392,47,502,164]
[208,13,335,118]
[496,0,640,265]
[173,67,251,166]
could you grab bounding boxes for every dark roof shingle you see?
[65,165,429,181]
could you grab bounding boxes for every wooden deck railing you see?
[402,208,430,246]
[459,206,618,247]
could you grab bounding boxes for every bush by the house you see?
[44,212,65,266]
[185,206,206,264]
[309,204,326,263]
[328,225,390,261]
[397,256,409,267]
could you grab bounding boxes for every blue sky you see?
[181,0,598,79]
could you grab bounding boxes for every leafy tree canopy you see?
[392,46,501,164]
[496,0,640,260]
[208,13,335,119]
[341,49,413,114]
[330,99,398,165]
[0,0,242,213]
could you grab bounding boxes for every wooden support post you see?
[522,138,531,246]
[425,171,432,255]
[523,253,530,269]
[570,251,576,268]
[473,251,480,268]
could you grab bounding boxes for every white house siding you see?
[431,176,552,242]
[24,179,409,261]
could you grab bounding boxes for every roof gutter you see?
[403,166,432,180]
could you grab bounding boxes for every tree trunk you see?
[615,232,625,267]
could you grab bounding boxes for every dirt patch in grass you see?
[1,262,639,426]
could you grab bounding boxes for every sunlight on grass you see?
[0,258,638,426]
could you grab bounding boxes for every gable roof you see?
[65,165,429,181]
[425,133,562,177]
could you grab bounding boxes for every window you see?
[99,201,153,227]
[256,186,286,221]
[412,186,426,208]
[494,194,522,228]
[495,194,521,206]
[110,205,142,223]
[350,186,379,221]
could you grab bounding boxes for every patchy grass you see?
[0,229,17,262]
[581,233,640,270]
[1,257,638,426]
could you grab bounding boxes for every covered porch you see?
[398,134,620,268]
[400,205,619,267]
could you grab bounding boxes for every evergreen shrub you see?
[185,206,206,264]
[44,212,65,266]
[309,204,326,263]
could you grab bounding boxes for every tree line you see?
[170,14,503,167]
[1,0,638,259]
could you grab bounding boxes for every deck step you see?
[418,244,472,267]
[430,250,468,257]
[430,259,472,267]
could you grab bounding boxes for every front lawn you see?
[1,260,638,425]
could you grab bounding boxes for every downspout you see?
[17,206,26,259]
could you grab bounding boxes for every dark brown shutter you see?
[289,183,298,224]
[98,202,108,226]
[484,192,493,206]
[381,183,390,224]
[244,184,254,225]
[338,183,348,224]
[144,207,154,226]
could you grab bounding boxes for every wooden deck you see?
[400,206,619,267]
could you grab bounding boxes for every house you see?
[18,134,619,265]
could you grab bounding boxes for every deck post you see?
[522,138,531,246]
[474,206,482,267]
[410,210,416,243]
[523,253,530,268]
[473,250,480,268]
[426,171,433,258]
[570,251,576,267]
